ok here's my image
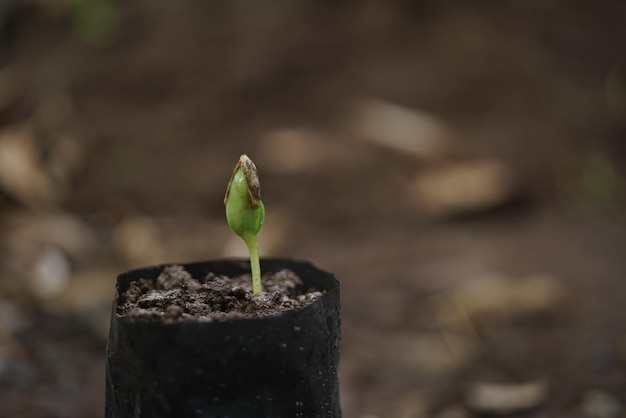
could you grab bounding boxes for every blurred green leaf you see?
[72,0,121,47]
[575,154,624,209]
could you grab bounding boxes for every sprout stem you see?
[244,234,261,294]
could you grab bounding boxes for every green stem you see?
[245,235,261,294]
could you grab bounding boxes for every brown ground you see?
[1,1,626,417]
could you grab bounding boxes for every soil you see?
[117,265,323,322]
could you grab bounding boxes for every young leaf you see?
[224,154,265,294]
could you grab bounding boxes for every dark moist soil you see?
[117,265,323,322]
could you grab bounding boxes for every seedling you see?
[224,154,265,294]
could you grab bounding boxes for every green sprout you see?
[224,154,265,294]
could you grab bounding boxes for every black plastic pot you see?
[105,258,341,418]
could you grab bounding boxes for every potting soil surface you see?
[117,265,323,321]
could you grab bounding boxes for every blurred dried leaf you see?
[2,210,98,259]
[399,333,476,378]
[410,160,517,217]
[438,273,569,326]
[0,211,97,299]
[112,216,164,266]
[258,128,323,173]
[345,98,457,160]
[257,128,364,174]
[465,380,548,414]
[581,389,622,418]
[0,125,60,208]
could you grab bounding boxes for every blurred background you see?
[1,0,626,417]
